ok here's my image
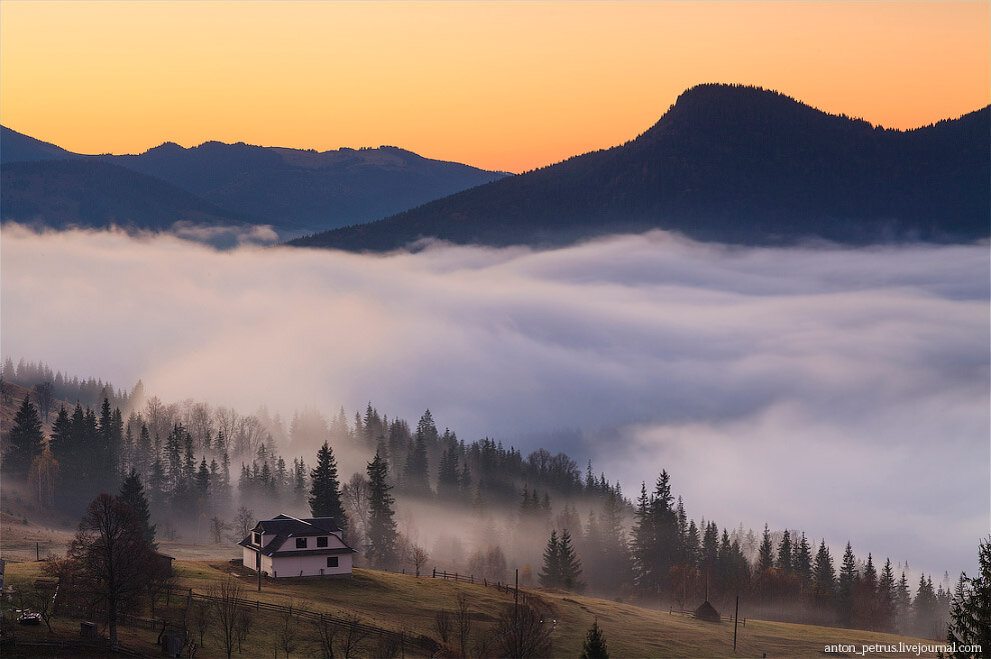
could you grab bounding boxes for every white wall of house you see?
[269,552,353,578]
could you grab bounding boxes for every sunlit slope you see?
[170,561,943,658]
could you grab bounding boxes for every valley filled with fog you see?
[1,223,987,579]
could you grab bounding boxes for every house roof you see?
[251,514,342,537]
[238,514,357,556]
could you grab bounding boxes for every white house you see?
[238,514,357,578]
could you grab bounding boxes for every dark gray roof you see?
[238,514,356,556]
[251,514,341,536]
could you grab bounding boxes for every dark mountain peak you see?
[144,141,185,155]
[292,84,989,251]
[1,124,82,164]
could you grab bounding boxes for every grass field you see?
[0,557,950,658]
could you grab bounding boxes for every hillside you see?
[291,84,991,251]
[0,125,509,238]
[103,142,509,235]
[1,160,257,238]
[0,559,949,657]
[0,126,83,164]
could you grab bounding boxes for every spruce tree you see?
[758,524,775,573]
[119,469,156,545]
[777,529,793,573]
[878,558,896,632]
[309,442,347,533]
[913,574,937,638]
[404,414,432,496]
[366,451,397,569]
[837,542,858,627]
[558,528,584,591]
[5,395,44,477]
[580,619,609,659]
[946,538,991,657]
[812,540,835,609]
[794,533,813,591]
[539,530,562,588]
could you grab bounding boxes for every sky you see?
[2,226,988,578]
[1,1,988,172]
[0,0,988,581]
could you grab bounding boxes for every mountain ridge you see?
[290,83,990,251]
[0,126,509,238]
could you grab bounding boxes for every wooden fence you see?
[430,569,542,611]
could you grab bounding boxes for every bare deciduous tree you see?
[235,609,253,654]
[68,493,158,647]
[434,608,452,644]
[279,598,297,658]
[209,516,228,544]
[411,545,429,578]
[192,599,211,648]
[209,574,243,659]
[456,592,472,658]
[341,614,368,659]
[231,506,254,542]
[314,614,338,659]
[341,472,370,536]
[491,604,552,659]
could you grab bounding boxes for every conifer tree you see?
[794,533,813,591]
[812,540,836,610]
[539,530,562,588]
[48,406,71,461]
[758,524,775,573]
[5,395,44,477]
[630,483,655,589]
[195,458,211,497]
[366,451,397,569]
[119,469,156,545]
[913,574,937,638]
[838,542,858,627]
[558,528,584,591]
[946,538,991,657]
[777,529,793,573]
[878,558,896,632]
[580,619,609,659]
[895,571,913,633]
[309,442,346,532]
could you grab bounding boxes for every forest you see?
[0,359,970,640]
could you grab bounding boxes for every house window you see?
[317,537,328,548]
[296,538,307,549]
[326,556,338,568]
[253,532,261,546]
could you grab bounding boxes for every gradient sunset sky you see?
[2,1,988,173]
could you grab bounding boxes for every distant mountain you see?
[0,125,509,238]
[291,84,990,251]
[0,126,83,164]
[1,159,254,234]
[101,142,508,235]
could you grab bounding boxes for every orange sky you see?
[1,1,988,173]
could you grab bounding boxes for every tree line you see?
[0,385,967,638]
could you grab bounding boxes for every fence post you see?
[432,568,436,579]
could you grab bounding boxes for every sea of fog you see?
[1,224,988,577]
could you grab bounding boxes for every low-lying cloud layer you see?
[2,225,987,575]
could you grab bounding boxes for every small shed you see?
[693,600,721,623]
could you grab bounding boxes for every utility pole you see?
[256,552,262,592]
[733,595,740,652]
[514,568,519,618]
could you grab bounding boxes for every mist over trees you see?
[0,362,963,638]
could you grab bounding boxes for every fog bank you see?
[2,225,987,576]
